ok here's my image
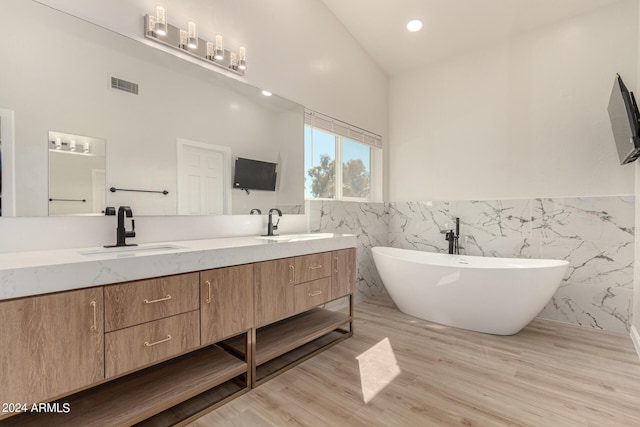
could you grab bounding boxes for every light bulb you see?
[187,20,198,49]
[83,142,90,153]
[238,45,246,70]
[262,90,272,97]
[229,52,238,69]
[206,41,214,60]
[69,141,76,152]
[406,19,423,32]
[214,34,224,60]
[55,138,62,150]
[155,5,167,36]
[147,15,157,35]
[179,29,188,49]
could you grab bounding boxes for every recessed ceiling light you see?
[262,90,272,97]
[407,19,423,32]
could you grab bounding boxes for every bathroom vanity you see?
[0,234,356,426]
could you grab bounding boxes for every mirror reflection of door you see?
[177,139,231,215]
[48,131,106,216]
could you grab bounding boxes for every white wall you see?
[389,0,637,201]
[0,0,387,252]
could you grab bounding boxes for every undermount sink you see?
[255,233,335,242]
[79,244,184,256]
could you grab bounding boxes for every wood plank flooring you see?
[190,295,640,426]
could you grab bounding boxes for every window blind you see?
[304,109,382,148]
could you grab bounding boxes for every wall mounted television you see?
[233,157,277,191]
[607,73,640,165]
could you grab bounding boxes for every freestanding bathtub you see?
[372,247,569,335]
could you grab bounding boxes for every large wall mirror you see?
[0,0,304,217]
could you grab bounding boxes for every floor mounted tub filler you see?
[372,247,569,335]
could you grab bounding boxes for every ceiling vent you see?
[110,76,139,95]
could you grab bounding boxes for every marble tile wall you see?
[388,196,635,333]
[310,196,635,333]
[308,200,388,303]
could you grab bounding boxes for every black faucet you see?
[104,206,137,248]
[250,208,262,215]
[263,208,282,236]
[442,217,460,255]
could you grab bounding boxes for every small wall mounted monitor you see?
[607,73,640,165]
[233,157,277,191]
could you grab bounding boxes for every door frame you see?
[176,138,232,215]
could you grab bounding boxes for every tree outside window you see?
[305,126,371,201]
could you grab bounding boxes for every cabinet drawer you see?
[294,252,332,283]
[104,272,199,332]
[105,310,200,378]
[294,277,332,313]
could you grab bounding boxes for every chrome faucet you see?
[264,208,282,236]
[441,217,460,255]
[105,206,137,248]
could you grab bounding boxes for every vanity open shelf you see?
[6,341,250,427]
[224,304,353,386]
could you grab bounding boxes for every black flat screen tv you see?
[233,157,277,191]
[608,73,640,165]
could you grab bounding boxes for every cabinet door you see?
[0,287,104,406]
[254,258,295,327]
[201,264,254,345]
[332,248,356,298]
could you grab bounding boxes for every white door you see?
[177,139,231,215]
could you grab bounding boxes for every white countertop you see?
[0,233,357,301]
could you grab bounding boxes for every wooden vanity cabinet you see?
[332,248,356,298]
[254,258,296,327]
[0,246,356,425]
[201,264,254,345]
[0,287,104,408]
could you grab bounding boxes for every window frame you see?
[304,125,373,202]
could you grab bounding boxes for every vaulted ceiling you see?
[322,0,628,76]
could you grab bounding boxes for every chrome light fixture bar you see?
[144,14,246,76]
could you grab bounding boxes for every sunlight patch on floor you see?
[356,337,401,403]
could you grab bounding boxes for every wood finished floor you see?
[190,295,640,426]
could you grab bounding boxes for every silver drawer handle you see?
[309,290,323,297]
[144,294,172,304]
[308,265,323,270]
[289,265,295,283]
[144,335,172,347]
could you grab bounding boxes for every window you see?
[304,110,380,202]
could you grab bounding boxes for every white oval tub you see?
[372,247,569,335]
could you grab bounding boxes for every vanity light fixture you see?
[144,11,247,76]
[229,52,238,70]
[187,20,198,49]
[238,46,247,71]
[49,138,93,155]
[179,29,188,49]
[155,5,168,36]
[214,34,224,60]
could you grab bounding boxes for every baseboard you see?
[631,325,640,360]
